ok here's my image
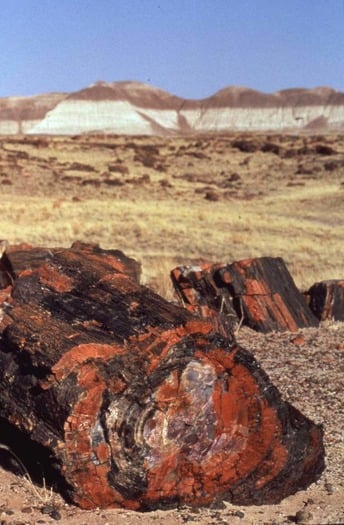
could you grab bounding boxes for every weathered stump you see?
[305,280,344,321]
[0,243,324,510]
[172,257,319,333]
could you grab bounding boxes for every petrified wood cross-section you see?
[0,243,324,510]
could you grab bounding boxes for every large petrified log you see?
[305,280,344,321]
[171,257,319,333]
[0,243,324,510]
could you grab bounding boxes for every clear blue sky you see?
[1,0,343,99]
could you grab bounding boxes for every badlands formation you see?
[1,81,344,135]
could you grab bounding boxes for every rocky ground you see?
[1,132,343,202]
[0,321,342,525]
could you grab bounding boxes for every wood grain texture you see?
[172,257,319,333]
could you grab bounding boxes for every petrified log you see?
[305,280,344,321]
[170,262,237,337]
[172,257,319,333]
[5,240,141,283]
[0,243,324,510]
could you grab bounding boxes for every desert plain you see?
[0,131,343,524]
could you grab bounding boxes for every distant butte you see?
[1,81,343,135]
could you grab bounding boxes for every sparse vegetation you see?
[0,444,55,506]
[0,132,343,296]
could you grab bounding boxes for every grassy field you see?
[1,132,343,296]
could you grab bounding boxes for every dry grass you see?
[0,444,55,506]
[0,132,343,293]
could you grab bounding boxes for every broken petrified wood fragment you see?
[0,244,324,510]
[170,262,237,337]
[305,280,344,321]
[172,257,319,333]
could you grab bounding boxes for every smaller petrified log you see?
[218,257,319,332]
[306,280,344,321]
[170,262,237,337]
[172,257,319,333]
[0,244,324,510]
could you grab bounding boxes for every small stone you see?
[50,509,62,520]
[21,506,33,514]
[234,510,245,518]
[325,481,334,494]
[295,509,312,523]
[41,505,55,515]
[204,190,220,201]
[291,335,305,346]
